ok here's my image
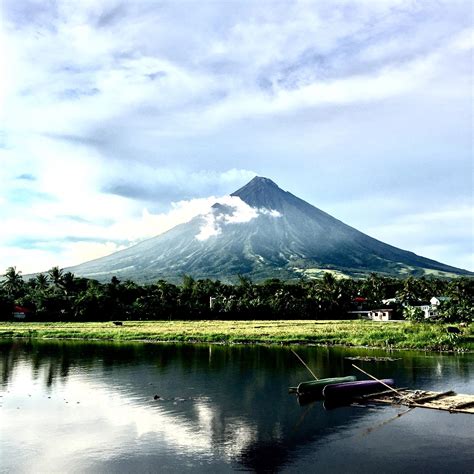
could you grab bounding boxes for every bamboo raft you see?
[358,388,474,414]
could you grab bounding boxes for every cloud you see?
[0,0,471,273]
[195,213,222,241]
[101,167,256,203]
[63,241,129,267]
[0,187,284,273]
[4,1,470,144]
[15,173,36,181]
[0,174,257,273]
[195,198,260,241]
[196,197,282,241]
[365,205,474,271]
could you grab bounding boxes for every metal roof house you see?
[13,305,31,320]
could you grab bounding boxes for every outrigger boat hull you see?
[323,379,395,400]
[293,376,357,396]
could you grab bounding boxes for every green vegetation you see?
[0,266,472,351]
[1,266,472,321]
[0,320,472,351]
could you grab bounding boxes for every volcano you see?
[67,177,471,282]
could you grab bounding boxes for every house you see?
[368,309,394,321]
[408,296,451,319]
[353,297,367,310]
[419,304,434,319]
[347,297,370,319]
[430,296,451,306]
[13,305,31,320]
[422,296,450,319]
[347,310,371,319]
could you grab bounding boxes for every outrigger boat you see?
[323,378,395,400]
[289,354,474,414]
[289,376,357,396]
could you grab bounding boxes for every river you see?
[0,339,472,473]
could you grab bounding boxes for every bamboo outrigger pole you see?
[291,349,318,380]
[352,363,407,399]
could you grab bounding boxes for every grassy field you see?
[0,320,472,351]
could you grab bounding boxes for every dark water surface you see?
[0,339,472,473]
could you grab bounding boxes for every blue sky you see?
[1,0,472,274]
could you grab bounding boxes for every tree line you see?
[0,266,472,322]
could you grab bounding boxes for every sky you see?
[0,0,472,275]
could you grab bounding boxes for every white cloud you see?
[260,209,282,218]
[451,28,474,51]
[64,241,129,266]
[367,205,473,241]
[366,204,474,270]
[195,197,282,242]
[0,0,471,273]
[0,188,259,273]
[0,132,257,273]
[3,0,467,141]
[196,213,222,241]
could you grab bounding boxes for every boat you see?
[323,379,395,400]
[290,376,357,396]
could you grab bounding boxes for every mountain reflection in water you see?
[0,339,472,473]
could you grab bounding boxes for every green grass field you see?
[0,320,472,351]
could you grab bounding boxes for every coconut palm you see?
[2,267,24,297]
[48,267,64,288]
[396,276,423,305]
[311,273,345,316]
[34,273,50,291]
[61,272,77,296]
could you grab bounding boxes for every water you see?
[0,339,472,473]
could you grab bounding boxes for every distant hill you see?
[65,176,472,282]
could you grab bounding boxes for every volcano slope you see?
[66,177,471,282]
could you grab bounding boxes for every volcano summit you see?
[67,177,471,282]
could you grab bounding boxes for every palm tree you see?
[48,267,64,288]
[61,272,77,296]
[313,273,345,316]
[396,276,423,305]
[361,273,388,306]
[34,274,49,291]
[2,267,24,297]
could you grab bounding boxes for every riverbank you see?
[0,320,472,351]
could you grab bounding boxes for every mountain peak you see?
[233,176,279,193]
[65,175,472,282]
[249,176,278,186]
[231,176,285,209]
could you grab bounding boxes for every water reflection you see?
[0,339,472,473]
